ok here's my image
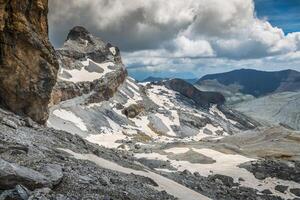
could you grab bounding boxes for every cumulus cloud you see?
[49,0,300,79]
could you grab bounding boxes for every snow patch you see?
[135,148,300,199]
[53,109,87,131]
[59,59,114,83]
[60,149,211,200]
[109,47,117,55]
[164,147,190,154]
[86,133,125,149]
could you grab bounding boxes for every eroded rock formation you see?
[51,26,127,105]
[0,0,59,124]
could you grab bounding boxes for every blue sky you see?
[255,0,300,34]
[49,0,300,81]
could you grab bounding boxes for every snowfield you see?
[59,59,114,83]
[60,148,212,200]
[53,109,88,131]
[135,147,300,199]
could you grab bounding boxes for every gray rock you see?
[208,174,236,187]
[275,185,288,193]
[40,164,63,186]
[238,177,245,182]
[0,185,30,200]
[290,188,300,197]
[134,144,141,150]
[194,172,201,177]
[24,117,39,129]
[99,176,110,186]
[181,170,192,176]
[28,188,51,200]
[1,118,18,129]
[261,189,272,195]
[78,175,93,184]
[255,172,267,180]
[0,159,50,190]
[203,128,213,135]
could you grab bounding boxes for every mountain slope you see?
[45,28,300,199]
[164,79,225,107]
[48,27,258,147]
[234,91,300,130]
[196,69,300,99]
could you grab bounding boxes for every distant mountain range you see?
[194,69,300,130]
[196,69,300,97]
[141,76,198,84]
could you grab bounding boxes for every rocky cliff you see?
[164,79,225,108]
[0,0,59,124]
[48,27,258,141]
[51,26,127,105]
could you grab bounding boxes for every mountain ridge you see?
[0,3,300,199]
[197,68,300,97]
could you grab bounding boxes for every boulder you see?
[40,164,63,186]
[0,159,50,190]
[208,174,236,187]
[0,185,31,200]
[275,185,288,193]
[290,188,300,197]
[122,104,144,118]
[0,0,59,124]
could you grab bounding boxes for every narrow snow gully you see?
[59,148,211,200]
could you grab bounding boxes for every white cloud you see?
[49,0,300,78]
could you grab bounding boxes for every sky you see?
[49,0,300,81]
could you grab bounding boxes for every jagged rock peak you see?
[51,26,126,105]
[66,26,92,42]
[0,0,59,124]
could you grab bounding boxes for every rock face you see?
[0,0,59,124]
[51,26,126,105]
[234,91,300,130]
[164,79,225,107]
[0,158,50,190]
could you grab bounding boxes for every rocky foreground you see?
[1,107,300,200]
[0,108,178,199]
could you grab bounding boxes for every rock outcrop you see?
[0,0,59,124]
[164,79,225,108]
[0,108,176,200]
[51,26,127,105]
[0,158,50,190]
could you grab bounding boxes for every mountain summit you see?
[66,26,92,42]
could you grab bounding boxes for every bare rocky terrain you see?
[0,1,300,200]
[234,92,300,130]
